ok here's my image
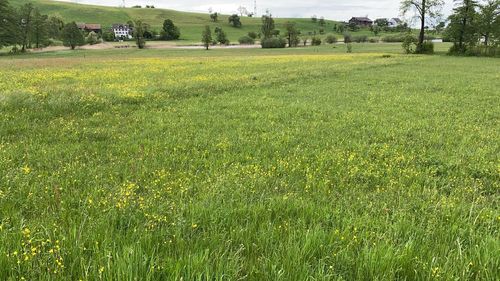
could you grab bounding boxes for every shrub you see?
[102,31,115,42]
[238,35,255,45]
[369,38,378,43]
[448,45,499,57]
[464,46,500,57]
[416,41,434,54]
[247,32,258,39]
[9,46,21,54]
[382,34,413,43]
[290,36,301,47]
[325,34,338,44]
[346,43,353,53]
[343,33,352,43]
[261,37,287,48]
[402,33,417,54]
[311,37,322,46]
[352,35,368,43]
[86,31,99,45]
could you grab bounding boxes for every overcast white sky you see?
[59,0,455,21]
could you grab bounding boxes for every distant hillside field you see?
[15,0,345,43]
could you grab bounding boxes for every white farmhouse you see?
[112,24,133,39]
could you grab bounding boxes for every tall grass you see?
[0,49,499,280]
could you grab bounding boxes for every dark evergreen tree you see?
[31,9,48,48]
[0,0,17,47]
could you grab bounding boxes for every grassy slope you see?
[14,0,391,43]
[0,46,499,280]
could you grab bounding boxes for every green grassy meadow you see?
[13,0,407,44]
[0,44,499,280]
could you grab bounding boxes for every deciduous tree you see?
[375,18,389,27]
[18,3,34,51]
[161,19,180,40]
[47,16,64,39]
[62,21,84,50]
[284,21,300,47]
[477,0,499,45]
[261,14,275,39]
[210,12,218,22]
[228,14,242,27]
[214,27,229,45]
[237,6,249,16]
[201,25,212,50]
[401,0,444,52]
[319,17,326,26]
[447,0,479,53]
[133,19,146,49]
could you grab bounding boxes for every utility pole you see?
[254,0,257,16]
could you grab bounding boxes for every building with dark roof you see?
[77,23,102,33]
[349,17,373,27]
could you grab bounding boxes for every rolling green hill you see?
[15,0,345,43]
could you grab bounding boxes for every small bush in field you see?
[416,41,434,54]
[238,36,255,45]
[402,33,417,54]
[325,34,338,44]
[352,35,368,43]
[343,33,352,43]
[261,37,287,48]
[311,37,322,46]
[247,32,258,39]
[346,43,353,53]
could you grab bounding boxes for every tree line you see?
[446,0,499,55]
[0,0,186,52]
[0,0,106,52]
[0,0,65,51]
[400,0,499,55]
